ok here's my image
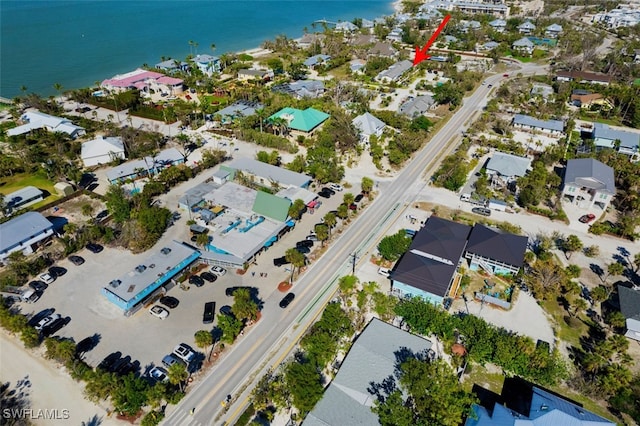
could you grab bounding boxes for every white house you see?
[545,23,563,38]
[7,110,85,139]
[352,112,386,144]
[3,186,44,214]
[335,21,358,32]
[81,136,126,167]
[192,54,221,76]
[518,21,536,35]
[512,114,564,135]
[489,19,507,32]
[561,158,615,211]
[485,152,532,187]
[512,37,535,56]
[0,212,54,262]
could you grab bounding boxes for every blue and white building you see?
[0,212,54,262]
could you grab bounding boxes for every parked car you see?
[200,272,217,282]
[273,256,290,267]
[348,203,357,211]
[173,343,196,363]
[29,280,48,292]
[210,266,227,276]
[318,190,331,199]
[162,353,186,368]
[149,305,169,319]
[86,243,104,253]
[354,193,364,203]
[219,305,234,317]
[503,73,509,77]
[41,316,69,337]
[296,240,314,249]
[189,275,205,287]
[294,245,310,254]
[203,301,215,324]
[39,273,55,285]
[28,308,54,327]
[68,255,85,266]
[148,366,168,383]
[306,234,319,242]
[322,187,336,195]
[98,352,122,371]
[159,296,179,309]
[328,183,343,192]
[48,266,67,277]
[377,267,391,277]
[111,355,132,375]
[579,213,596,224]
[471,207,491,216]
[279,292,295,309]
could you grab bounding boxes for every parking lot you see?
[16,181,356,377]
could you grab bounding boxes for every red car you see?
[579,214,596,223]
[503,73,509,77]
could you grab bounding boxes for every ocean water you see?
[0,0,393,99]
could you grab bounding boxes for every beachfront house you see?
[561,158,615,211]
[7,110,85,139]
[192,54,221,76]
[237,69,274,82]
[335,21,358,32]
[268,107,330,137]
[101,68,184,97]
[155,59,189,73]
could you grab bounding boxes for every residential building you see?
[0,212,54,262]
[192,54,221,76]
[454,0,509,17]
[215,100,264,123]
[375,60,412,83]
[512,114,564,135]
[591,122,640,158]
[305,318,434,426]
[444,35,459,44]
[561,158,615,210]
[391,216,471,305]
[335,21,358,32]
[101,68,184,97]
[352,34,376,46]
[530,83,554,100]
[467,377,616,426]
[352,112,386,144]
[303,54,331,69]
[480,41,500,51]
[237,68,273,82]
[459,20,481,32]
[225,158,312,189]
[268,107,330,136]
[386,27,404,42]
[296,33,324,49]
[349,59,366,74]
[485,152,532,187]
[105,147,184,184]
[570,90,613,110]
[592,7,640,29]
[7,110,85,139]
[3,186,44,214]
[465,224,528,275]
[155,59,189,73]
[271,80,325,99]
[618,285,640,341]
[489,18,507,32]
[81,136,126,167]
[512,37,535,56]
[102,241,200,314]
[556,70,612,85]
[545,23,563,38]
[398,95,436,118]
[518,21,536,34]
[367,42,398,58]
[361,18,374,29]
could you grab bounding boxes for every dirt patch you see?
[278,282,292,292]
[42,194,106,225]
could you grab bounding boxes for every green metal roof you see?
[252,191,291,222]
[268,107,330,132]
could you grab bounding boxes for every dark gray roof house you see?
[399,95,435,118]
[391,217,471,302]
[466,224,528,270]
[618,285,640,341]
[216,100,263,121]
[563,158,616,195]
[305,318,433,426]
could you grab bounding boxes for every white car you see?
[329,183,344,192]
[377,267,391,277]
[35,313,61,331]
[39,273,55,284]
[210,265,227,276]
[149,305,169,320]
[148,366,168,382]
[173,343,196,363]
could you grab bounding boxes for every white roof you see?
[7,110,84,137]
[352,112,386,136]
[486,152,532,177]
[81,136,125,160]
[513,37,535,47]
[0,212,53,254]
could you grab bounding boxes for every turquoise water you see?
[0,0,393,98]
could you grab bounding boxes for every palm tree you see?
[188,40,195,56]
[323,212,337,238]
[167,363,189,392]
[284,248,306,283]
[255,108,266,133]
[53,83,64,104]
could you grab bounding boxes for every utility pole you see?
[350,251,358,275]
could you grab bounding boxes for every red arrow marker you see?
[413,14,451,66]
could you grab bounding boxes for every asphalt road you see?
[162,62,548,426]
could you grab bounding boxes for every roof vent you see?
[161,247,171,255]
[540,404,549,411]
[135,265,147,273]
[109,279,122,288]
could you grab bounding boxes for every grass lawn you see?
[462,363,505,393]
[202,95,229,105]
[0,171,60,208]
[541,297,588,349]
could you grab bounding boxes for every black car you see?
[68,255,85,266]
[200,272,217,283]
[294,246,310,254]
[110,355,132,374]
[48,266,67,278]
[41,316,70,337]
[28,308,54,327]
[318,190,331,199]
[203,301,215,324]
[322,187,336,195]
[29,280,48,292]
[219,305,234,317]
[354,193,364,203]
[273,256,290,267]
[189,275,205,287]
[98,351,122,371]
[471,207,491,217]
[86,243,104,253]
[279,292,295,309]
[296,240,313,249]
[160,296,179,309]
[75,336,96,355]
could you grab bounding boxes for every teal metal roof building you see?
[268,107,329,133]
